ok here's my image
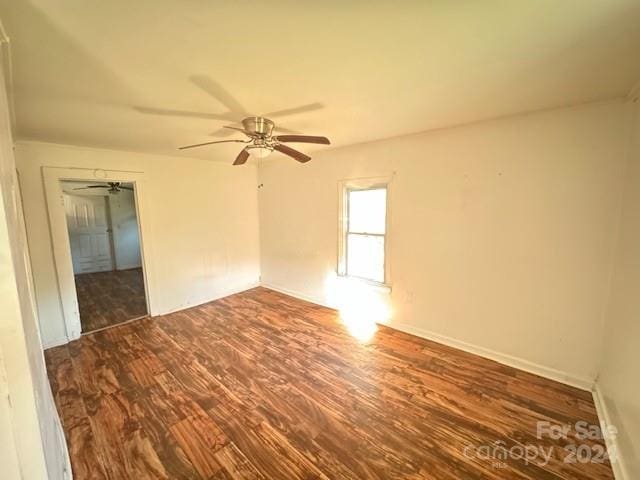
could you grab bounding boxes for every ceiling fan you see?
[179,116,330,165]
[73,182,133,195]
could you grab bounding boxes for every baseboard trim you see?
[158,281,261,316]
[592,383,629,480]
[261,282,594,391]
[115,264,143,271]
[261,282,337,310]
[389,321,594,391]
[46,279,596,392]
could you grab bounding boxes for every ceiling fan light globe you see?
[249,146,273,159]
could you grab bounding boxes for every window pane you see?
[347,233,384,282]
[348,188,386,234]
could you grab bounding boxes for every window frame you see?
[338,176,393,289]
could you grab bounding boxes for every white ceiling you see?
[1,0,639,162]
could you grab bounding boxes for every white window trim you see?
[337,175,393,291]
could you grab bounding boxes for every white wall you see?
[597,96,640,479]
[0,46,70,479]
[108,190,142,270]
[259,100,632,387]
[0,349,21,479]
[17,142,261,348]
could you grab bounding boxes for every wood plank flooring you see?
[75,267,147,333]
[45,287,614,479]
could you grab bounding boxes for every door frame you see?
[43,167,156,340]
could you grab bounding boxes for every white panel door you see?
[64,193,114,274]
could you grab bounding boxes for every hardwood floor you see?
[45,287,613,479]
[75,267,147,333]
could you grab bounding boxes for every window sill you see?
[337,274,392,294]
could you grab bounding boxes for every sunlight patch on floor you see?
[324,273,392,342]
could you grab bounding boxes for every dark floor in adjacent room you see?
[75,267,147,333]
[45,287,613,479]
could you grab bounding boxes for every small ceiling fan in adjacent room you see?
[179,116,330,165]
[73,182,133,195]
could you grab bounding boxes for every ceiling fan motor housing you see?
[242,117,274,137]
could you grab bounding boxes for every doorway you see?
[62,180,147,333]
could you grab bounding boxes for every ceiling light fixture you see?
[179,116,330,165]
[248,145,273,159]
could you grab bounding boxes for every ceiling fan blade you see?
[178,139,247,150]
[189,75,249,116]
[119,186,134,191]
[134,106,233,121]
[262,102,323,118]
[274,135,330,145]
[233,148,250,166]
[274,144,311,163]
[73,185,107,190]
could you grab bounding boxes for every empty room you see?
[0,1,638,480]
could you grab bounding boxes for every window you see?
[340,183,388,284]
